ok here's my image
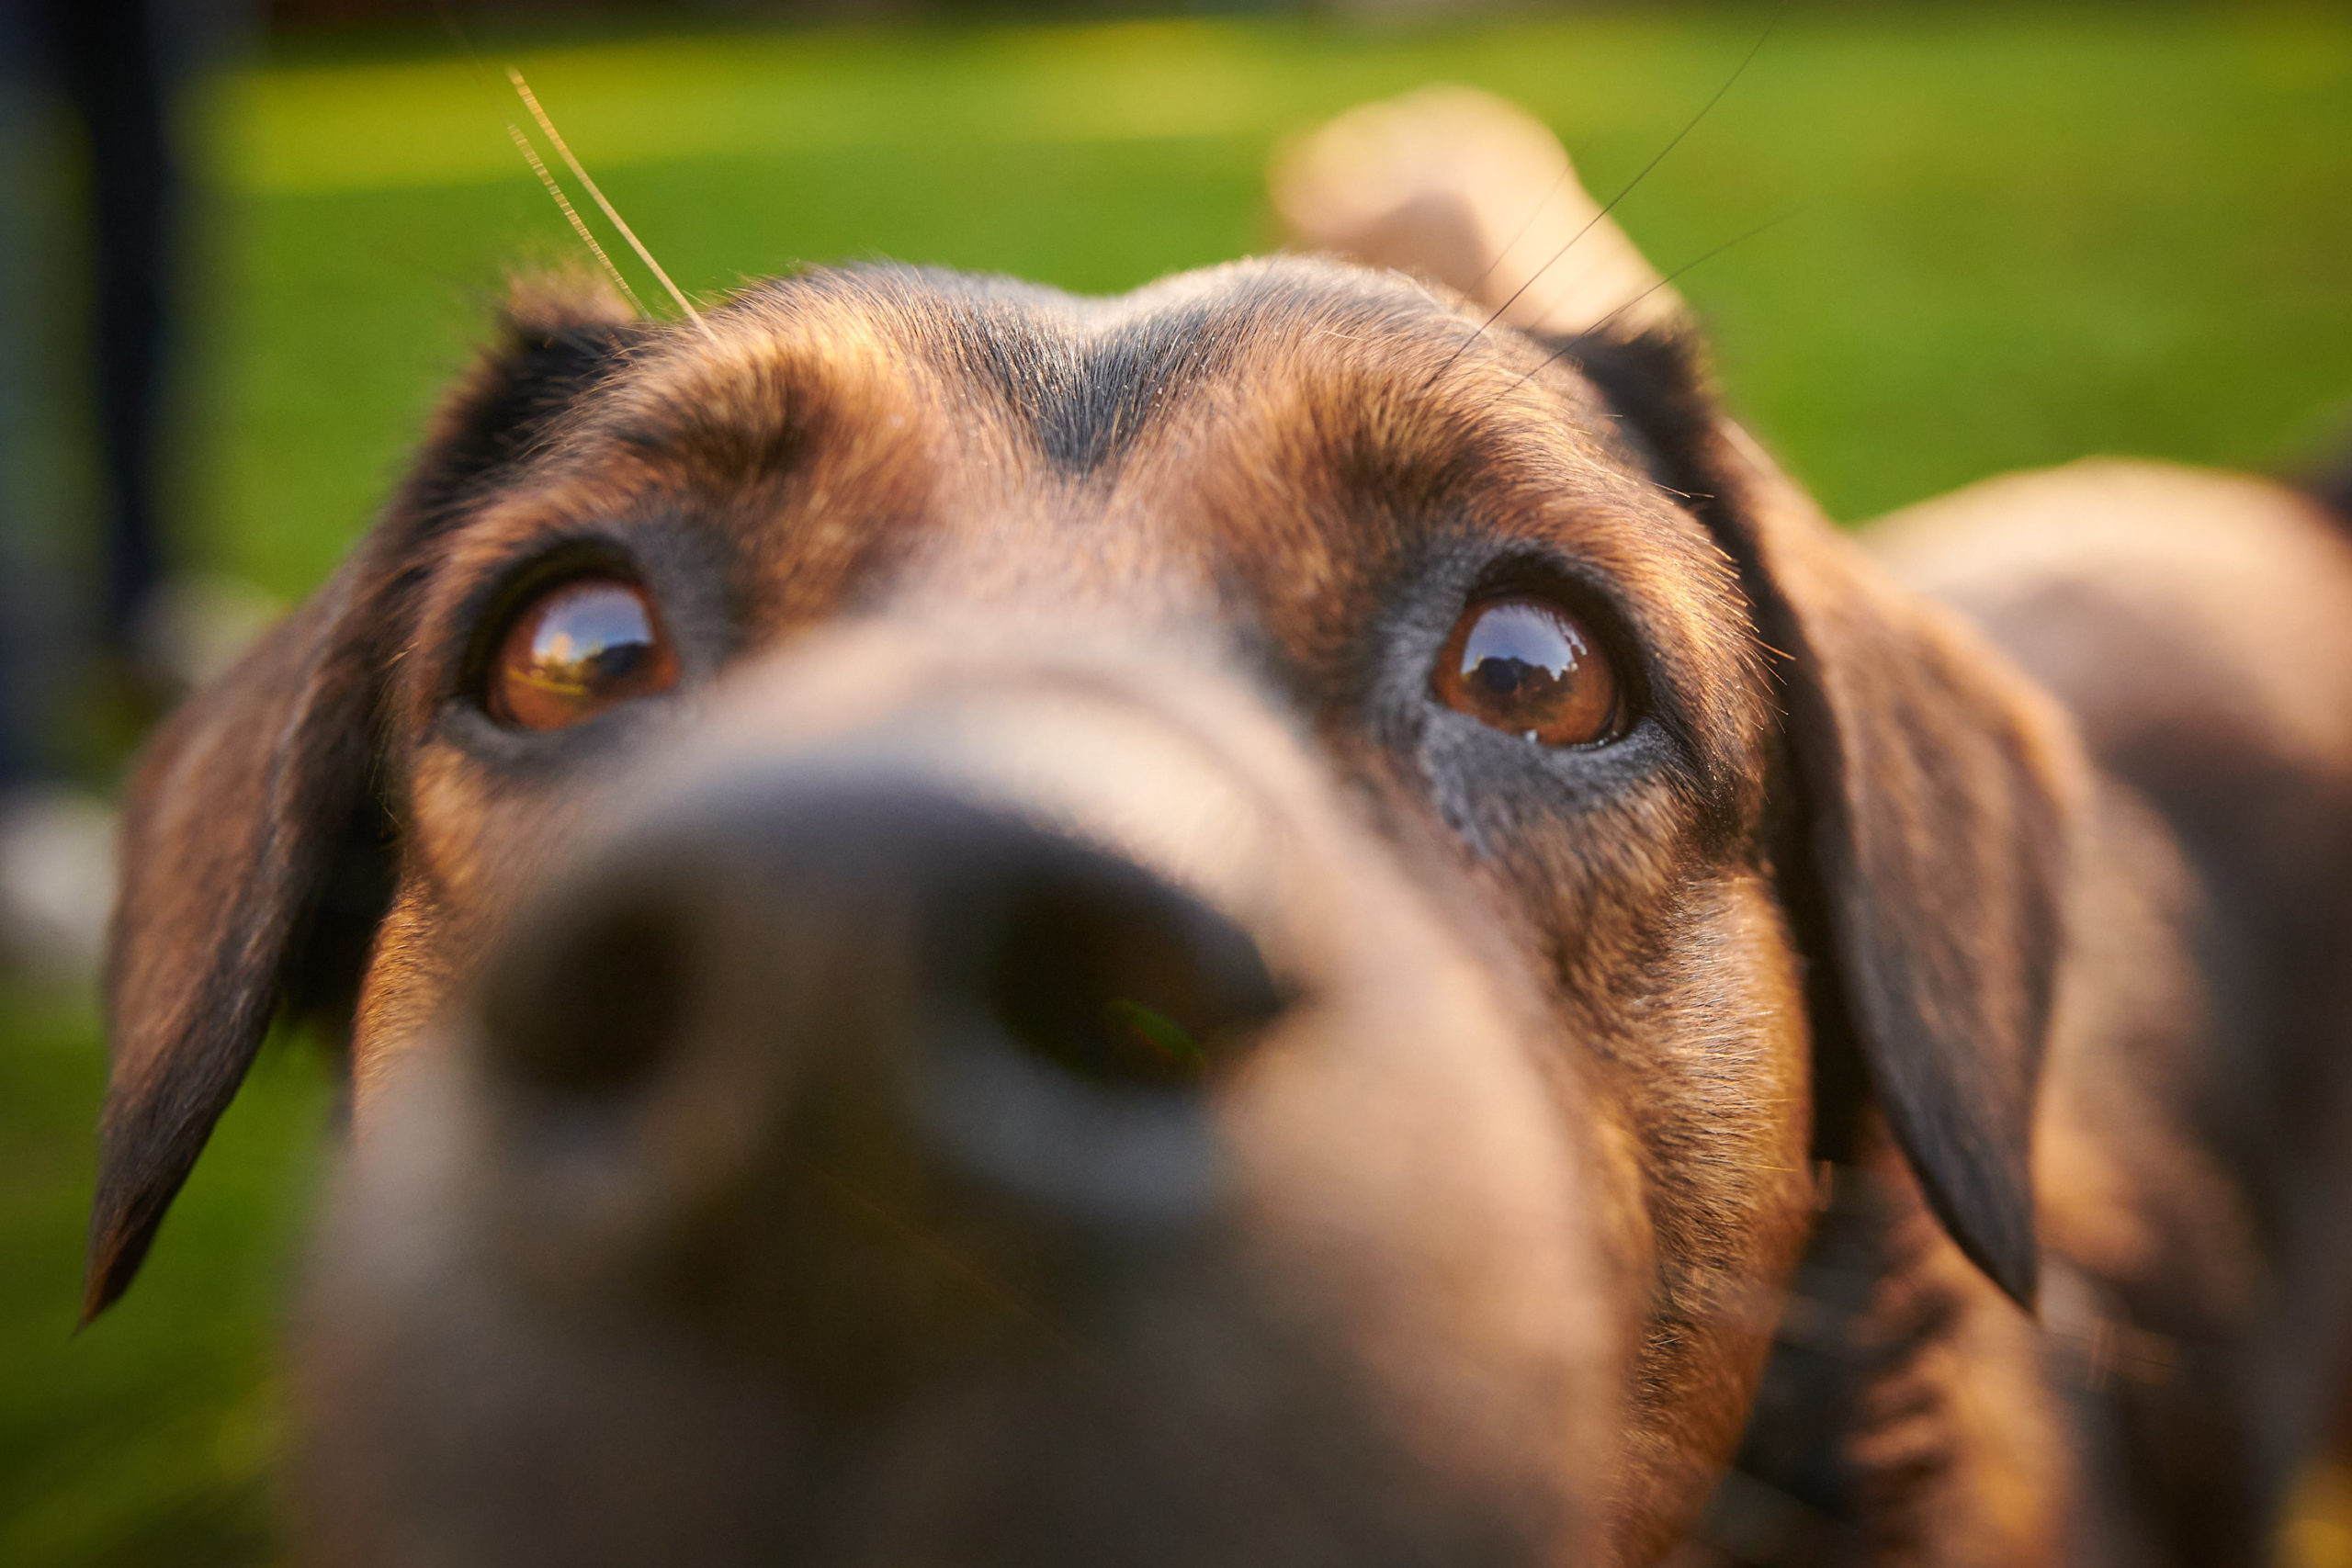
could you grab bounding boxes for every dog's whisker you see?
[1425,0,1784,391]
[1506,208,1802,396]
[1464,164,1569,301]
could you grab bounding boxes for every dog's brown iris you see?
[488,578,680,731]
[1434,595,1620,746]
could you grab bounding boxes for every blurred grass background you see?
[3,4,2348,1563]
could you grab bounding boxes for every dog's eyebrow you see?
[583,276,1264,491]
[585,307,925,492]
[573,264,1570,505]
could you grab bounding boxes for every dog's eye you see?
[1433,595,1622,746]
[487,578,680,731]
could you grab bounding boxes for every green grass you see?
[6,5,2349,1562]
[188,5,2352,596]
[0,998,333,1566]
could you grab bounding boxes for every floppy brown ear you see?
[1288,82,2082,1303]
[1727,429,2081,1306]
[85,276,641,1320]
[88,578,389,1322]
[1556,326,2084,1305]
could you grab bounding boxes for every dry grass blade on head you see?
[427,0,649,320]
[507,68,717,342]
[504,122,649,318]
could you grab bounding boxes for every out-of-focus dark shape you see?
[0,0,261,981]
[49,0,179,658]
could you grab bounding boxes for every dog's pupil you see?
[1461,601,1582,715]
[1477,658,1534,697]
[590,642,647,681]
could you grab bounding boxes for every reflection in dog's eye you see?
[1433,595,1621,747]
[487,577,680,731]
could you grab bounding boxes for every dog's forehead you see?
[503,258,1710,611]
[587,257,1638,494]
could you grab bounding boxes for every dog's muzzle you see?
[294,627,1628,1568]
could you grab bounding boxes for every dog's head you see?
[91,249,2078,1562]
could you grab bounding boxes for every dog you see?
[84,86,2352,1565]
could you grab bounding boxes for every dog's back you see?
[1874,461,2352,1559]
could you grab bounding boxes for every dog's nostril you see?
[485,892,695,1100]
[479,791,1283,1121]
[981,861,1285,1091]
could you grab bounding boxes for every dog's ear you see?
[1557,326,2082,1306]
[85,277,639,1320]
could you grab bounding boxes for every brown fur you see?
[85,101,2352,1567]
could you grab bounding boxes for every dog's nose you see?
[477,774,1287,1235]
